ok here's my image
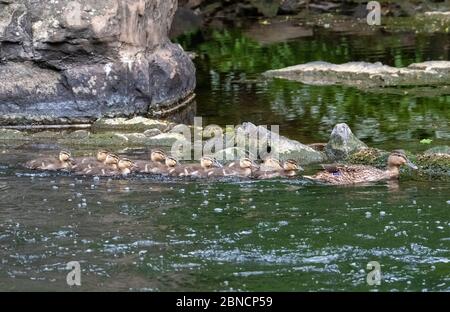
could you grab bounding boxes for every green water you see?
[0,27,449,291]
[180,28,450,151]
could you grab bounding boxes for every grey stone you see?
[92,117,170,132]
[325,123,367,160]
[423,145,450,156]
[213,147,248,162]
[263,61,450,89]
[236,122,326,165]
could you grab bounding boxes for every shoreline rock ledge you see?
[0,0,196,125]
[263,61,450,88]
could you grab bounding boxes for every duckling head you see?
[165,156,178,168]
[104,153,120,166]
[283,159,303,171]
[200,156,222,169]
[240,157,259,170]
[96,149,110,162]
[59,150,72,163]
[388,150,418,170]
[151,149,166,163]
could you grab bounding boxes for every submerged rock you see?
[263,61,450,89]
[92,117,171,133]
[325,123,367,160]
[423,145,450,156]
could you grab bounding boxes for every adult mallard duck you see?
[305,150,418,185]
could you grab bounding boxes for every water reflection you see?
[177,29,450,150]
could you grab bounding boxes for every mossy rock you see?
[62,132,129,147]
[92,117,171,133]
[345,148,388,168]
[413,153,450,180]
[0,129,27,140]
[424,145,450,156]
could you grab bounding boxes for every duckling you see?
[186,156,223,178]
[76,152,120,176]
[304,150,418,185]
[254,159,302,179]
[161,156,181,176]
[135,149,167,173]
[116,158,137,176]
[76,149,110,166]
[25,150,75,171]
[222,157,259,178]
[73,149,111,172]
[258,156,283,172]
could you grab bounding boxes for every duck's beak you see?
[213,159,223,168]
[406,159,418,170]
[297,166,304,171]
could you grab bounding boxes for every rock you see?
[345,148,388,168]
[31,131,65,139]
[279,0,306,14]
[424,145,450,156]
[169,7,203,38]
[244,20,312,45]
[143,129,162,137]
[92,117,170,132]
[235,122,326,165]
[0,129,26,140]
[144,132,189,147]
[325,123,367,160]
[263,61,450,89]
[0,0,196,124]
[213,147,248,161]
[67,130,90,139]
[250,0,281,17]
[67,132,129,147]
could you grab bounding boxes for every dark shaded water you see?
[1,25,449,291]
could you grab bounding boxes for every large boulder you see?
[234,122,326,165]
[325,123,367,160]
[0,0,196,125]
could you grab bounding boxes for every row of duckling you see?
[24,149,301,179]
[24,148,419,184]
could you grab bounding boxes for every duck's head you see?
[388,150,418,170]
[200,156,222,169]
[283,159,303,171]
[59,150,73,163]
[150,149,166,163]
[104,153,120,166]
[165,156,178,168]
[239,157,259,170]
[96,149,110,162]
[118,158,136,172]
[263,157,282,169]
